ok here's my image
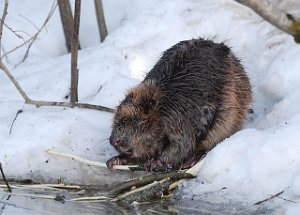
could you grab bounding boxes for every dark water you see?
[0,188,276,215]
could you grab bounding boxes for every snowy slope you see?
[1,0,300,212]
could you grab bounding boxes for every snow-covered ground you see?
[1,0,300,213]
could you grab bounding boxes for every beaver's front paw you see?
[106,156,128,171]
[144,158,164,171]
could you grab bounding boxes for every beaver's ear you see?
[143,98,158,114]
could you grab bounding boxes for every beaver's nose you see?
[110,136,121,147]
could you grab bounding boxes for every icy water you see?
[0,189,276,215]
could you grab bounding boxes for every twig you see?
[47,149,138,171]
[0,0,8,57]
[0,56,114,113]
[1,0,57,63]
[276,196,297,204]
[234,0,300,43]
[0,21,24,40]
[0,1,114,113]
[0,61,30,102]
[27,99,114,113]
[17,1,57,66]
[9,109,23,135]
[18,14,39,32]
[109,171,195,197]
[0,162,12,192]
[254,190,284,205]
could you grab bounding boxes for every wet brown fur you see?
[108,38,252,169]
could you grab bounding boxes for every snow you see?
[1,0,300,212]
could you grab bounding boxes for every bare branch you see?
[254,190,284,205]
[94,0,108,42]
[28,100,114,112]
[0,22,24,40]
[0,48,114,113]
[0,58,114,112]
[1,1,57,64]
[234,0,300,43]
[18,14,40,31]
[0,1,113,113]
[0,61,30,102]
[70,0,81,103]
[0,0,8,57]
[17,1,57,66]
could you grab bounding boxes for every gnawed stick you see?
[114,159,204,204]
[47,149,140,171]
[169,156,205,190]
[69,196,112,202]
[112,177,171,204]
[109,171,195,197]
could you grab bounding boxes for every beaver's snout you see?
[109,135,133,156]
[109,135,121,148]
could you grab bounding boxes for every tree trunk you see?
[57,0,81,52]
[94,0,108,42]
[70,0,81,103]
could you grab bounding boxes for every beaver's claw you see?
[144,158,164,171]
[106,156,128,171]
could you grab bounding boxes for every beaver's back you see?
[143,38,252,165]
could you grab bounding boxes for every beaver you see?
[106,38,252,171]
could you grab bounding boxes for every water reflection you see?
[0,189,276,215]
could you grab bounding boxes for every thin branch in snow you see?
[27,100,115,113]
[0,56,114,112]
[0,59,115,112]
[0,61,31,102]
[0,162,12,192]
[9,109,23,135]
[254,190,284,205]
[234,0,300,43]
[275,196,297,204]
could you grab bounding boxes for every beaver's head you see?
[110,80,163,160]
